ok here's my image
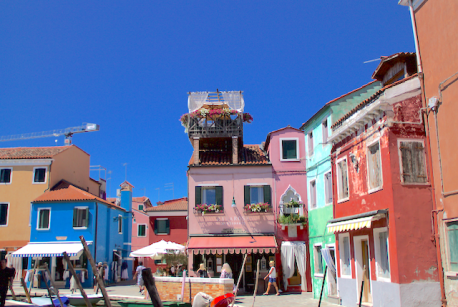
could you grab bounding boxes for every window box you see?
[244,203,271,213]
[278,214,307,230]
[194,204,223,215]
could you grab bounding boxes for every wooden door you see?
[361,240,372,303]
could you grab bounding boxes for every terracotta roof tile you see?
[372,52,416,80]
[145,197,188,212]
[34,185,125,211]
[264,125,303,151]
[190,145,269,166]
[0,146,71,159]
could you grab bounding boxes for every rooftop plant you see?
[278,214,307,225]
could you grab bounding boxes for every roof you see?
[189,145,270,166]
[331,73,419,130]
[133,196,153,208]
[372,52,416,81]
[89,177,101,185]
[120,180,135,188]
[33,184,125,211]
[0,146,72,160]
[299,80,379,130]
[145,197,188,212]
[264,125,303,151]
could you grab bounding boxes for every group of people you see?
[0,259,15,307]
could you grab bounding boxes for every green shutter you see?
[166,219,170,235]
[448,222,458,271]
[154,220,158,235]
[73,208,77,227]
[85,208,89,227]
[215,186,223,208]
[244,186,250,206]
[195,186,202,205]
[263,185,271,205]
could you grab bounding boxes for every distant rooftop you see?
[145,197,187,212]
[189,144,269,166]
[0,145,72,159]
[188,90,244,113]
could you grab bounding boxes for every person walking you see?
[196,263,207,278]
[263,261,280,296]
[132,262,145,294]
[0,259,14,307]
[220,263,232,279]
[94,262,105,293]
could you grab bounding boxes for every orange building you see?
[399,0,458,306]
[0,145,101,258]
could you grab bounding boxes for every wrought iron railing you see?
[187,115,243,139]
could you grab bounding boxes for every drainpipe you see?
[408,0,422,73]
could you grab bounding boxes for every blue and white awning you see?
[12,241,92,258]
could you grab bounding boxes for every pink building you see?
[131,197,153,269]
[264,126,312,292]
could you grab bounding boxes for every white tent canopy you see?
[187,91,244,113]
[130,240,185,258]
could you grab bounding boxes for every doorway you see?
[354,236,372,304]
[326,245,338,297]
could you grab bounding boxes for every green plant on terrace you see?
[283,199,303,208]
[278,214,307,225]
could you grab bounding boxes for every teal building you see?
[300,80,381,302]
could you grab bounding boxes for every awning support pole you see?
[231,253,248,307]
[252,259,261,307]
[20,277,32,303]
[142,267,163,307]
[42,271,56,306]
[28,258,39,294]
[79,236,112,307]
[44,263,64,307]
[63,252,93,307]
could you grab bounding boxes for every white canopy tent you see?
[129,240,185,258]
[187,91,244,113]
[281,241,308,291]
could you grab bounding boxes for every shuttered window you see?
[322,120,328,144]
[138,224,146,237]
[324,172,333,204]
[37,209,50,229]
[0,169,11,183]
[281,139,298,160]
[0,203,8,226]
[447,221,458,271]
[309,180,317,209]
[244,185,271,205]
[138,204,144,211]
[337,159,349,200]
[73,208,89,228]
[399,141,427,184]
[195,186,223,208]
[154,219,170,235]
[308,132,314,156]
[368,142,382,191]
[118,215,123,234]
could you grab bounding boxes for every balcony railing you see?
[187,115,243,139]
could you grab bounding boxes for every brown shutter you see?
[400,142,413,183]
[413,142,427,183]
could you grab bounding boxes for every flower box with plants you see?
[180,107,253,128]
[244,203,271,213]
[195,204,223,215]
[278,214,307,230]
[282,199,303,214]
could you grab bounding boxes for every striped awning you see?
[11,241,92,258]
[327,210,387,233]
[188,236,277,255]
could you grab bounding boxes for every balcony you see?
[185,115,244,139]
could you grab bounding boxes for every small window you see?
[154,219,169,235]
[118,215,123,234]
[37,208,50,230]
[0,169,12,184]
[138,204,144,211]
[367,142,382,191]
[250,186,264,204]
[33,168,47,183]
[324,172,333,204]
[339,234,351,277]
[374,229,390,279]
[0,203,8,226]
[73,208,89,228]
[138,224,146,237]
[244,185,271,206]
[322,120,328,144]
[399,141,427,184]
[314,245,323,275]
[195,186,223,209]
[447,221,458,272]
[337,159,349,201]
[203,187,216,205]
[308,132,314,156]
[309,180,317,209]
[281,139,298,160]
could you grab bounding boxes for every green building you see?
[300,80,381,303]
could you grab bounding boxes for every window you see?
[37,208,50,230]
[73,208,89,228]
[195,186,223,208]
[324,172,333,204]
[399,140,427,184]
[314,244,323,275]
[138,224,146,237]
[367,141,382,191]
[309,180,317,209]
[337,158,349,201]
[280,138,299,161]
[203,187,216,204]
[33,167,47,183]
[339,234,351,277]
[118,215,122,234]
[322,120,328,144]
[244,185,271,205]
[447,221,458,272]
[374,228,390,280]
[0,203,8,226]
[0,168,12,184]
[308,132,314,156]
[154,219,169,235]
[138,204,144,211]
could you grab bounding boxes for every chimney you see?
[193,137,200,165]
[120,181,133,212]
[232,136,238,165]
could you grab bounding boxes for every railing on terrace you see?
[187,115,243,139]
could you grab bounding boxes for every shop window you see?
[0,168,12,184]
[37,208,50,230]
[314,244,323,275]
[322,119,328,144]
[33,167,47,183]
[309,180,317,209]
[399,140,427,184]
[138,224,146,237]
[244,185,271,205]
[337,158,349,201]
[367,142,382,192]
[154,219,169,235]
[374,228,390,280]
[324,171,333,204]
[281,138,299,161]
[339,234,351,277]
[118,215,122,234]
[447,221,458,272]
[73,207,89,228]
[0,203,8,226]
[308,132,314,156]
[195,186,223,208]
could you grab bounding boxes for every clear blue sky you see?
[0,1,414,202]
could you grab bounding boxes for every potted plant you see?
[282,199,303,214]
[196,204,223,215]
[244,203,271,213]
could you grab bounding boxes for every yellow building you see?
[0,145,101,255]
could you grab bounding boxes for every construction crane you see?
[0,123,100,145]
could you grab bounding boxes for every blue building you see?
[13,180,133,288]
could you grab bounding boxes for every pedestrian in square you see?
[0,259,14,307]
[263,260,279,296]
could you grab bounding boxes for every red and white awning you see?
[188,236,277,255]
[327,210,387,233]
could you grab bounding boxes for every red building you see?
[145,197,188,274]
[327,53,440,306]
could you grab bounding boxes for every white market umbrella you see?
[130,240,186,258]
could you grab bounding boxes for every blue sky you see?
[0,1,414,202]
